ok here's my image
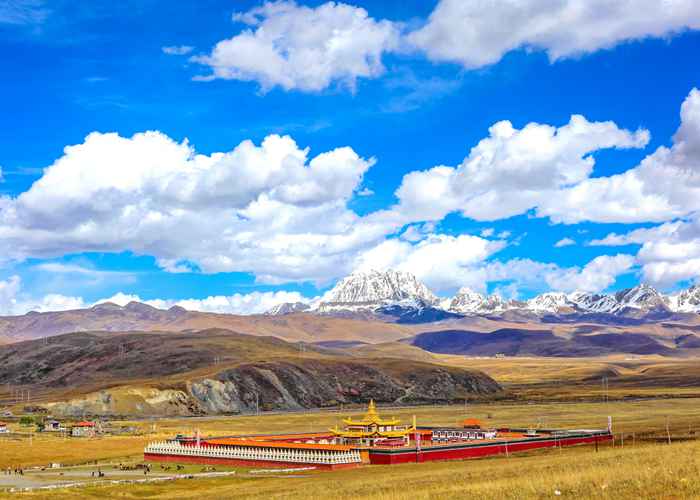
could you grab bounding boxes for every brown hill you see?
[0,302,412,344]
[0,329,502,417]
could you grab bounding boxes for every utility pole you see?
[601,376,609,404]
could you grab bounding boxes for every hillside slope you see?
[409,329,683,357]
[0,302,413,344]
[0,329,503,417]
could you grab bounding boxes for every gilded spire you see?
[365,399,378,420]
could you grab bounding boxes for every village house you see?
[70,421,96,437]
[44,419,65,432]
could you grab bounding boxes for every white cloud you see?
[192,1,400,92]
[394,113,648,222]
[3,89,698,296]
[353,233,633,294]
[390,88,700,228]
[400,222,436,242]
[588,223,683,247]
[0,275,22,315]
[593,215,700,287]
[540,88,700,223]
[162,45,194,56]
[0,131,387,285]
[544,254,636,293]
[356,187,374,196]
[408,0,700,69]
[554,237,575,248]
[0,274,311,316]
[95,290,309,315]
[354,233,505,293]
[0,275,85,315]
[480,228,495,237]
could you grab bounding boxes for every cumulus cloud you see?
[354,233,506,293]
[591,215,700,287]
[3,88,698,296]
[394,113,648,222]
[390,88,700,227]
[96,290,308,315]
[554,237,575,248]
[0,131,387,284]
[0,275,86,315]
[192,1,400,92]
[351,233,631,295]
[408,0,700,69]
[544,254,636,293]
[0,274,311,316]
[540,88,700,223]
[162,45,194,56]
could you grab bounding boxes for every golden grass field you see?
[2,395,700,499]
[16,439,699,500]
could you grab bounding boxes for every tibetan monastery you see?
[145,400,613,469]
[331,400,413,447]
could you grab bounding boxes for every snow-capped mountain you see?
[566,291,620,314]
[534,285,670,315]
[315,269,439,313]
[301,268,699,321]
[448,288,514,315]
[613,284,670,312]
[265,302,311,316]
[526,292,573,313]
[669,285,700,313]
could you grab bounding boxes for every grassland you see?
[2,355,700,499]
[2,397,700,499]
[438,354,700,400]
[15,439,699,500]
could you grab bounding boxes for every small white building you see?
[0,422,9,434]
[71,421,96,437]
[44,420,65,432]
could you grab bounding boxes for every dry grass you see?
[8,438,699,499]
[437,355,700,401]
[4,397,700,470]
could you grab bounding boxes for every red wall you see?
[369,434,612,465]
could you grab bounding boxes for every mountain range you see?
[268,270,700,320]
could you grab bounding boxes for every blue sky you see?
[1,0,700,314]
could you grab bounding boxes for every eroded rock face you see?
[47,387,201,417]
[187,359,503,414]
[46,359,502,417]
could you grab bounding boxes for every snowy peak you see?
[567,291,620,314]
[265,302,311,316]
[448,287,487,314]
[526,292,572,313]
[669,285,700,313]
[448,288,513,315]
[614,284,669,310]
[318,269,438,311]
[313,269,700,320]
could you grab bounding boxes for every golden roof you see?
[341,399,401,426]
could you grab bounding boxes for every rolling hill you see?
[0,328,503,417]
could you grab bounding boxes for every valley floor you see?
[1,397,700,499]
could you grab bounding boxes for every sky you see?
[1,0,700,315]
